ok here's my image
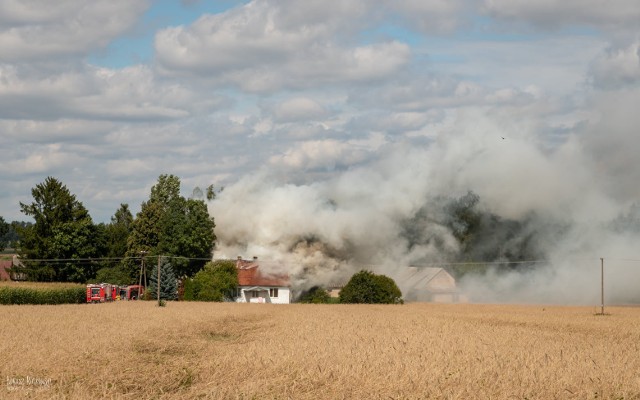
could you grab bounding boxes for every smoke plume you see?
[210,110,640,304]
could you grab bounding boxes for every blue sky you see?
[0,0,639,228]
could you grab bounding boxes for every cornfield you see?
[1,302,639,399]
[0,281,84,290]
[0,282,86,305]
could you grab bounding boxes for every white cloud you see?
[0,0,150,61]
[154,0,411,91]
[0,119,114,143]
[270,97,328,123]
[4,143,81,174]
[0,64,205,121]
[268,137,379,171]
[389,0,470,33]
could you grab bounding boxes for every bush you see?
[0,286,85,305]
[182,278,195,301]
[298,286,331,304]
[339,270,403,304]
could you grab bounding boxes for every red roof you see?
[236,259,290,287]
[0,260,13,281]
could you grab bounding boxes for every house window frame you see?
[269,288,278,298]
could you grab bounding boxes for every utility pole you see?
[600,257,604,315]
[138,250,148,290]
[157,256,161,306]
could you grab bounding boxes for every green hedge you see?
[0,286,86,305]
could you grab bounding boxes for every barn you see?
[327,266,466,303]
[395,267,466,303]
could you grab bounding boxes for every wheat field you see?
[1,302,639,399]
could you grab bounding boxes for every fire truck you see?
[119,285,144,300]
[86,283,115,303]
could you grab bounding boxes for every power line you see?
[15,255,640,267]
[17,255,213,263]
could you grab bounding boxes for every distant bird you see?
[501,137,505,140]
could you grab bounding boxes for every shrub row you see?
[0,286,86,305]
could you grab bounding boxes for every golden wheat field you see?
[1,302,639,400]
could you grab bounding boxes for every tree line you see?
[2,175,217,284]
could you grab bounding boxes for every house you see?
[234,257,291,304]
[395,267,466,303]
[0,256,26,281]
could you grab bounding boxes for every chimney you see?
[253,256,258,261]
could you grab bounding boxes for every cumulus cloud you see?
[4,143,82,175]
[0,0,150,62]
[389,0,470,33]
[0,119,114,144]
[154,0,411,90]
[269,97,328,123]
[268,138,375,171]
[0,64,207,121]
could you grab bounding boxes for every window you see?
[269,288,278,298]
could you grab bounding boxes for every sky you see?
[1,0,639,225]
[2,0,640,302]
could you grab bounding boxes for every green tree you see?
[148,257,178,300]
[18,177,100,282]
[339,270,403,304]
[93,265,133,286]
[105,204,133,258]
[5,221,31,249]
[127,175,216,278]
[189,260,238,301]
[298,286,331,304]
[0,216,9,251]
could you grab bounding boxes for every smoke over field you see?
[210,112,640,304]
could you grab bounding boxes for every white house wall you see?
[270,287,290,304]
[236,287,291,304]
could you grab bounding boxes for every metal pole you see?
[157,256,161,306]
[600,257,604,315]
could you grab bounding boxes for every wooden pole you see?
[138,251,145,289]
[157,256,161,306]
[600,257,604,315]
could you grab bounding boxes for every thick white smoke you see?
[210,110,640,304]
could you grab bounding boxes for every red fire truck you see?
[86,283,115,303]
[119,285,144,300]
